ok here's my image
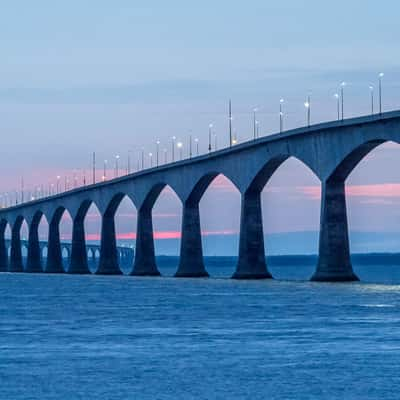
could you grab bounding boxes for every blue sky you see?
[1,1,400,254]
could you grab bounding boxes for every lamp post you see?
[195,138,199,155]
[208,124,213,152]
[128,150,131,174]
[334,93,340,120]
[115,155,120,178]
[172,136,176,161]
[369,86,374,115]
[177,142,183,160]
[304,95,311,127]
[340,81,346,121]
[92,151,96,184]
[213,133,217,151]
[149,152,153,168]
[141,148,144,169]
[103,160,108,181]
[163,148,167,163]
[253,107,258,139]
[379,72,384,114]
[279,99,284,133]
[156,140,160,166]
[229,99,232,147]
[189,134,192,158]
[56,175,61,194]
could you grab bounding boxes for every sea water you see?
[0,258,399,399]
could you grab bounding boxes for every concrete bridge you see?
[1,110,399,281]
[2,240,134,272]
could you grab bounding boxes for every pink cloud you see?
[300,183,400,200]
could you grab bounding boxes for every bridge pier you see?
[96,213,122,275]
[311,179,359,282]
[68,216,90,274]
[45,218,65,273]
[9,220,24,272]
[175,200,209,278]
[131,206,160,276]
[26,221,42,273]
[0,221,8,272]
[233,190,272,279]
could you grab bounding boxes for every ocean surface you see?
[1,256,400,399]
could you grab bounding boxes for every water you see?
[1,259,400,399]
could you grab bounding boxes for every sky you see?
[1,1,400,254]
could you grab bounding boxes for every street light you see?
[141,148,144,169]
[156,140,160,166]
[149,152,153,167]
[115,155,120,177]
[163,148,167,163]
[304,94,311,127]
[334,93,340,120]
[253,107,258,139]
[369,85,374,115]
[56,175,61,194]
[103,160,108,181]
[213,133,217,151]
[177,142,183,160]
[189,134,192,158]
[379,72,384,114]
[172,136,176,161]
[195,138,199,155]
[279,99,284,133]
[340,81,346,121]
[208,124,213,152]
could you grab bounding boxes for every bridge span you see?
[1,110,400,281]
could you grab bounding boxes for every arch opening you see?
[344,140,400,282]
[197,173,241,277]
[260,156,321,280]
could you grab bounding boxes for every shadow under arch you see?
[0,219,10,271]
[25,210,48,273]
[342,140,400,279]
[131,182,181,277]
[174,172,241,278]
[45,206,72,273]
[261,156,322,280]
[9,215,26,272]
[233,154,322,280]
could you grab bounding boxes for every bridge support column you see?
[96,213,122,275]
[233,190,272,279]
[10,221,24,272]
[26,222,42,273]
[312,179,359,282]
[131,206,160,276]
[0,221,8,272]
[45,219,64,273]
[68,216,90,274]
[175,200,209,278]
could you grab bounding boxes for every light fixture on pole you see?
[195,138,199,155]
[369,85,374,115]
[229,99,232,147]
[115,155,120,177]
[92,152,96,184]
[149,152,153,167]
[156,140,160,166]
[56,175,61,194]
[213,133,217,151]
[279,99,284,133]
[379,72,384,115]
[334,93,340,120]
[340,81,346,121]
[189,134,192,158]
[208,124,213,152]
[177,142,183,160]
[172,136,176,161]
[253,107,258,139]
[304,95,311,127]
[163,148,167,163]
[128,150,131,174]
[141,148,144,169]
[103,160,108,181]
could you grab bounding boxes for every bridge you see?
[0,110,399,281]
[2,240,134,272]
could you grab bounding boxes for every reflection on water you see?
[0,258,400,399]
